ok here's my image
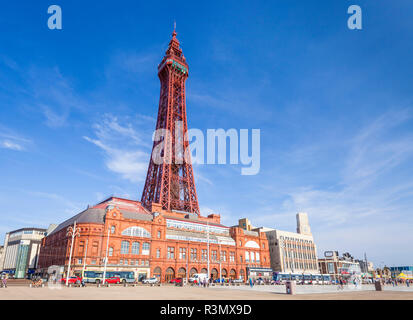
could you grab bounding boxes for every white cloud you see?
[0,125,32,151]
[1,140,23,151]
[84,115,151,183]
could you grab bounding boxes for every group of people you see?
[0,273,8,288]
[388,279,412,287]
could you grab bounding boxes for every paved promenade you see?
[0,284,412,300]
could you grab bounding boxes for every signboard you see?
[324,251,334,258]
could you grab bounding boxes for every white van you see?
[189,273,208,283]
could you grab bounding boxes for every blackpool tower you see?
[141,29,200,215]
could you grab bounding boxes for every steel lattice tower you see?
[141,29,200,215]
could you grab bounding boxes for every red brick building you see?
[37,30,272,282]
[38,197,270,282]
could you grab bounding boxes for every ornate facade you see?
[38,197,270,282]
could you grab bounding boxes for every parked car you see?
[60,276,82,284]
[170,278,183,284]
[189,273,208,284]
[143,277,159,284]
[103,277,121,284]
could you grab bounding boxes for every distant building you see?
[250,213,320,276]
[355,259,374,274]
[318,251,362,281]
[389,266,413,279]
[1,228,47,278]
[0,245,4,272]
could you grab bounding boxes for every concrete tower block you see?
[296,212,312,235]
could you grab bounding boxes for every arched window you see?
[178,268,186,278]
[111,225,116,234]
[211,268,218,280]
[166,267,175,282]
[153,267,162,279]
[190,268,197,276]
[245,241,260,248]
[222,268,228,278]
[121,241,130,254]
[230,269,236,279]
[201,268,207,274]
[131,242,140,255]
[121,226,151,238]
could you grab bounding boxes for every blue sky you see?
[1,0,413,267]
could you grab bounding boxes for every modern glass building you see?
[1,228,47,278]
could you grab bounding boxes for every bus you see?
[273,272,332,284]
[82,270,135,284]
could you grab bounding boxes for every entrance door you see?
[165,267,175,282]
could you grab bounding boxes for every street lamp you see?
[206,221,210,281]
[66,221,80,286]
[102,226,111,285]
[81,238,88,279]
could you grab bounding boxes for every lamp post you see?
[81,238,88,278]
[66,221,80,286]
[102,226,111,285]
[207,221,210,281]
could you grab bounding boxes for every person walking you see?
[2,273,8,288]
[249,277,253,288]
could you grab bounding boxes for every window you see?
[240,255,243,263]
[121,241,130,254]
[262,243,265,249]
[142,242,150,255]
[78,259,82,264]
[124,259,128,265]
[167,247,175,259]
[201,249,207,261]
[245,252,250,262]
[131,242,140,255]
[119,259,123,265]
[111,226,116,234]
[121,226,151,238]
[92,242,99,255]
[157,231,161,238]
[179,248,186,260]
[221,251,227,262]
[91,260,96,265]
[156,249,160,258]
[211,250,217,261]
[191,248,197,260]
[256,252,260,262]
[230,252,235,262]
[79,241,85,254]
[145,260,149,266]
[109,247,114,257]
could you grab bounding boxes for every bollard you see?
[374,281,382,291]
[285,281,296,295]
